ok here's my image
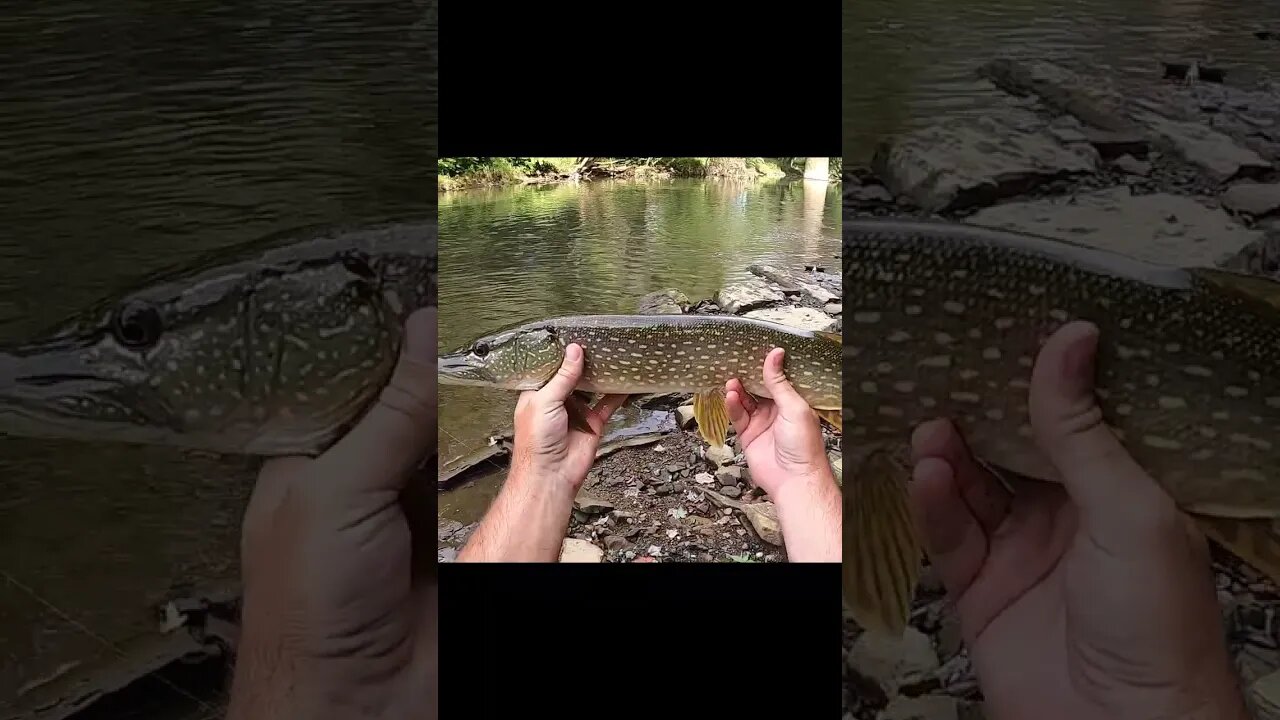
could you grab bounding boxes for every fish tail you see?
[842,450,922,637]
[1195,515,1280,587]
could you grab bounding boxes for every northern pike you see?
[0,221,436,456]
[437,314,843,446]
[842,216,1280,636]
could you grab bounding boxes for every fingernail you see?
[566,344,582,362]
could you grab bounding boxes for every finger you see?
[324,307,436,493]
[911,419,1011,535]
[1028,321,1174,531]
[729,378,759,414]
[725,386,750,437]
[760,348,811,416]
[909,456,988,599]
[587,393,628,433]
[538,343,584,401]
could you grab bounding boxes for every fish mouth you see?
[436,350,499,387]
[0,340,142,444]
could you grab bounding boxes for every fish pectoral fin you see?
[843,450,922,637]
[571,390,598,406]
[693,388,732,448]
[1193,514,1280,587]
[814,330,842,345]
[816,408,843,432]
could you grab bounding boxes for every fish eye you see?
[472,342,490,358]
[113,302,163,349]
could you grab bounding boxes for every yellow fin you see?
[1191,266,1280,311]
[817,408,843,432]
[842,450,922,637]
[693,388,731,448]
[1194,515,1280,586]
[814,330,842,345]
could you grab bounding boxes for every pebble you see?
[655,483,674,496]
[848,627,940,701]
[877,696,958,720]
[722,486,742,499]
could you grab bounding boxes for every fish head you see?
[438,322,564,390]
[0,255,403,455]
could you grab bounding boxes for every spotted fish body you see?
[439,314,842,448]
[0,221,436,456]
[440,314,841,409]
[843,218,1280,517]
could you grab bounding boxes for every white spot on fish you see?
[1028,285,1046,295]
[860,381,877,393]
[920,397,937,408]
[854,312,881,324]
[985,408,1004,420]
[1229,433,1272,450]
[876,362,894,374]
[1049,309,1068,322]
[950,392,980,404]
[982,347,1001,360]
[959,369,979,381]
[888,330,912,343]
[994,317,1015,330]
[919,355,951,368]
[968,328,982,339]
[1191,448,1214,461]
[878,406,904,418]
[1225,386,1248,398]
[905,305,922,316]
[1223,468,1267,482]
[1017,356,1033,368]
[943,301,965,315]
[1198,426,1217,438]
[934,332,954,345]
[1183,365,1213,377]
[1116,404,1133,416]
[1157,396,1186,409]
[1165,342,1181,353]
[1143,435,1181,450]
[893,381,916,393]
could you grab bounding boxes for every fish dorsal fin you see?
[814,330,842,345]
[693,388,731,449]
[843,449,921,637]
[1190,266,1280,310]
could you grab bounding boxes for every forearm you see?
[772,468,842,562]
[457,458,576,562]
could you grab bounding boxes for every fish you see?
[840,216,1280,637]
[0,220,436,456]
[437,313,843,447]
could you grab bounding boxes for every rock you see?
[936,614,964,660]
[1220,228,1280,277]
[1251,668,1280,719]
[665,463,683,473]
[824,301,842,315]
[676,404,696,428]
[1085,129,1150,160]
[743,306,838,332]
[573,493,614,514]
[559,538,604,563]
[1111,154,1151,176]
[848,184,895,205]
[968,188,1262,268]
[742,502,783,545]
[878,696,959,720]
[637,289,690,315]
[1136,111,1272,183]
[721,486,742,499]
[1223,182,1280,218]
[872,106,1098,213]
[828,451,843,485]
[694,472,716,485]
[438,547,458,562]
[438,519,464,542]
[673,480,687,493]
[957,702,987,720]
[655,483,674,496]
[715,466,742,485]
[848,626,940,700]
[603,535,629,552]
[705,444,734,466]
[714,280,784,314]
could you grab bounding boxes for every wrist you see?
[770,464,838,508]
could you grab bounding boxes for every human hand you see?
[725,347,832,498]
[726,347,840,562]
[509,343,628,492]
[909,321,1247,720]
[228,308,437,720]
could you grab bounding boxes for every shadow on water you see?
[844,0,1280,162]
[0,0,435,711]
[436,176,841,525]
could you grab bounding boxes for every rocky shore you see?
[437,263,843,564]
[843,56,1280,720]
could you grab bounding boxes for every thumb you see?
[761,348,810,417]
[1028,321,1171,528]
[537,343,584,401]
[324,307,437,492]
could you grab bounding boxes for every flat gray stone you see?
[1112,154,1151,176]
[848,626,939,699]
[714,280,783,314]
[968,188,1263,268]
[743,306,838,332]
[637,289,690,315]
[873,107,1099,213]
[1222,182,1280,218]
[1136,111,1272,183]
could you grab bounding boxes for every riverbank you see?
[438,262,843,564]
[842,56,1280,720]
[437,157,834,191]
